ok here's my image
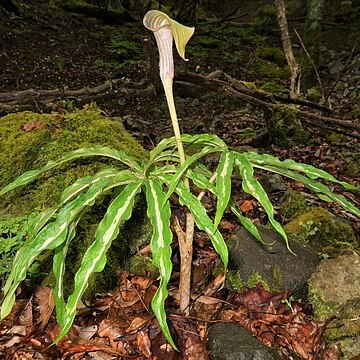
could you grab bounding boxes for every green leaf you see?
[145,179,176,349]
[53,219,79,327]
[1,176,114,321]
[235,154,292,252]
[188,169,216,193]
[173,179,228,269]
[244,152,357,190]
[251,163,360,218]
[213,151,234,231]
[28,207,58,235]
[150,137,179,163]
[60,168,123,204]
[0,146,141,198]
[55,180,143,342]
[164,145,218,202]
[0,169,42,197]
[229,200,266,245]
[181,134,227,150]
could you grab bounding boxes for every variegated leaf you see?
[213,151,234,231]
[1,176,115,321]
[229,199,265,244]
[188,169,216,193]
[235,154,292,252]
[164,145,218,202]
[251,163,360,218]
[244,152,356,190]
[0,146,141,198]
[53,220,79,327]
[181,134,227,150]
[145,179,176,349]
[55,180,143,342]
[173,179,228,269]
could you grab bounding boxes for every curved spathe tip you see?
[143,10,194,61]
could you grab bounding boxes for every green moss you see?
[308,281,338,319]
[271,264,282,292]
[260,82,288,94]
[258,47,287,67]
[227,270,270,292]
[306,88,322,102]
[125,254,159,278]
[0,104,150,298]
[266,106,309,148]
[240,81,258,91]
[0,104,148,214]
[248,58,290,80]
[285,207,357,257]
[280,189,308,219]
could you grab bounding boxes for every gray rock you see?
[228,225,320,296]
[207,323,282,360]
[328,61,345,75]
[308,253,360,320]
[308,254,360,359]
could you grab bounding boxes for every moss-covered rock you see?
[248,58,290,80]
[280,189,308,219]
[258,47,287,67]
[306,88,322,102]
[308,254,360,358]
[0,104,148,213]
[0,104,150,297]
[285,207,358,257]
[265,106,309,148]
[125,254,159,278]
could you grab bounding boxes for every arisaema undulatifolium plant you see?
[0,10,359,350]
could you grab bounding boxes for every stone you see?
[328,61,345,75]
[227,225,320,297]
[0,104,151,298]
[284,207,358,257]
[308,254,360,359]
[207,323,282,360]
[279,189,308,219]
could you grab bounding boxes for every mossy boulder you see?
[308,254,360,359]
[0,104,150,297]
[265,106,309,148]
[258,47,287,67]
[284,207,358,257]
[280,189,308,219]
[227,225,319,296]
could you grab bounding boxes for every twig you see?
[294,28,325,104]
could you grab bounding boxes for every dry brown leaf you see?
[21,121,44,132]
[34,287,54,331]
[239,200,254,212]
[136,330,152,358]
[125,316,151,334]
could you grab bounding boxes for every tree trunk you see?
[274,0,301,99]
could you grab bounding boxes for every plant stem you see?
[163,79,194,315]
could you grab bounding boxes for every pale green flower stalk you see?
[143,10,194,165]
[143,10,195,314]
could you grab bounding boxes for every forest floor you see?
[0,1,359,359]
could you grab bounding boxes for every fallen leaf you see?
[21,121,44,132]
[137,330,152,358]
[34,286,54,331]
